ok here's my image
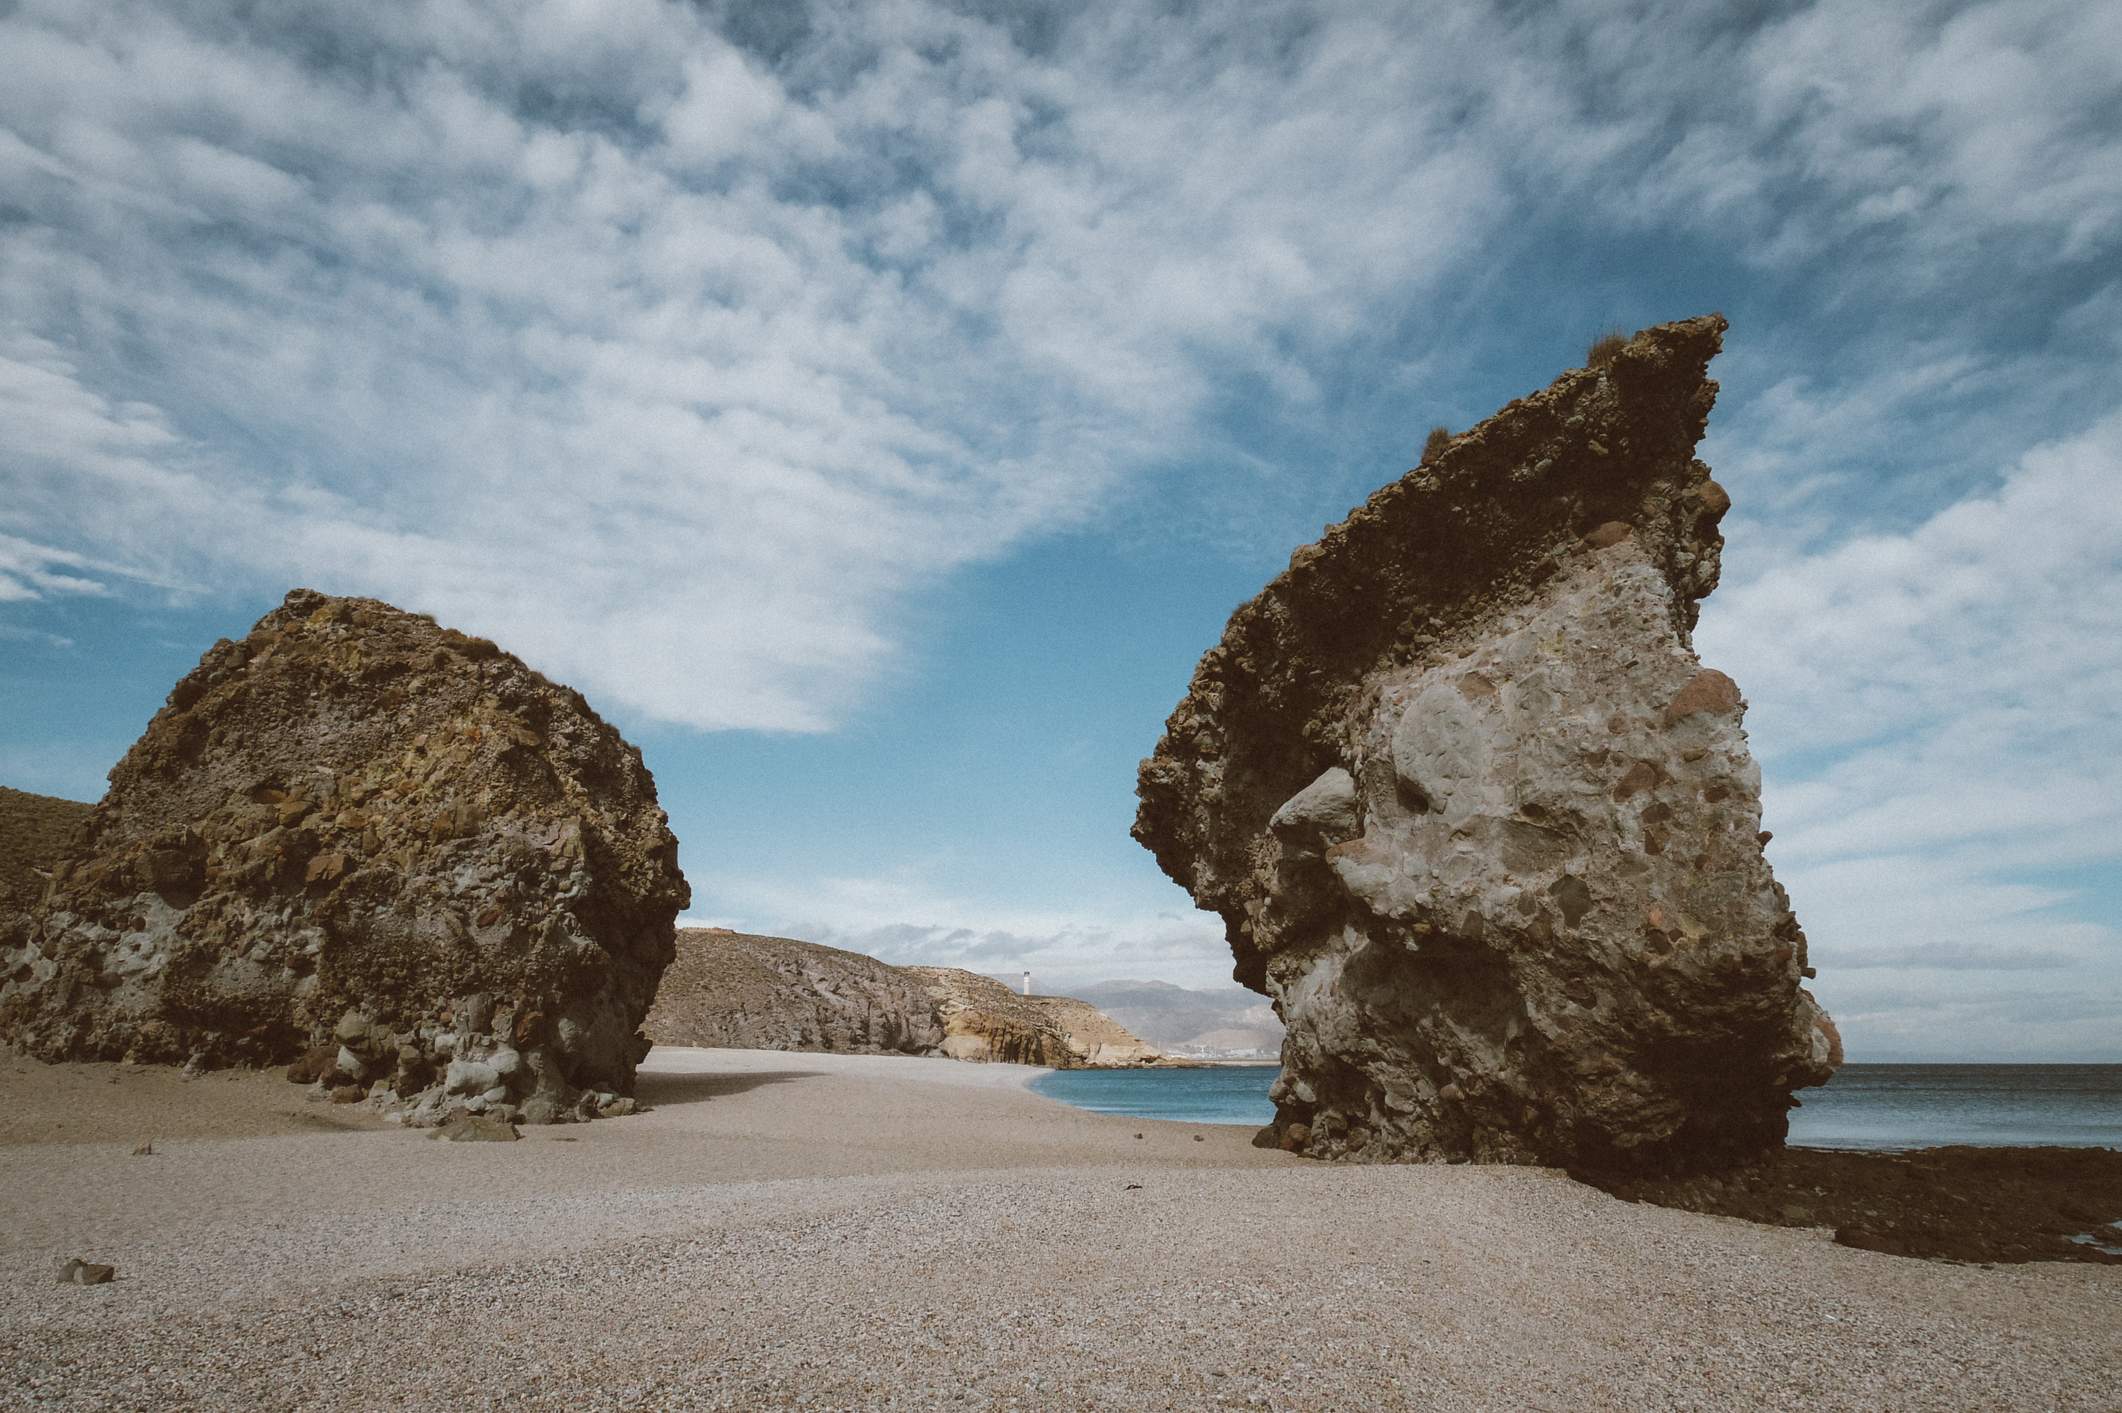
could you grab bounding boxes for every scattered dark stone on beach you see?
[430,1114,520,1143]
[1575,1144,2122,1264]
[56,1259,115,1286]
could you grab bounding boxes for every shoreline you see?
[2,1046,2116,1410]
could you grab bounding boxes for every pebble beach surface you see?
[1,1047,2115,1411]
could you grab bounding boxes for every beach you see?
[1,1047,2116,1411]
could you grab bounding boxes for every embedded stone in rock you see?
[0,589,689,1123]
[1133,316,1838,1171]
[431,1114,521,1143]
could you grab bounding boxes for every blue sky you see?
[2,0,2117,1059]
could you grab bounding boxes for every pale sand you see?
[0,1048,2114,1411]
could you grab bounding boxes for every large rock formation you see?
[906,968,1162,1067]
[647,929,945,1055]
[0,589,688,1123]
[1134,317,1837,1170]
[0,786,92,923]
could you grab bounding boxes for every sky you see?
[1,0,2117,1060]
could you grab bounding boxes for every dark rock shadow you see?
[635,1069,822,1108]
[1574,1144,2122,1265]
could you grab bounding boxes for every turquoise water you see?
[1030,1063,2122,1150]
[1033,1064,1279,1127]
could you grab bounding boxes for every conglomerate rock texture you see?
[0,589,688,1123]
[1134,317,1837,1170]
[646,929,946,1056]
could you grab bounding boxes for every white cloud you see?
[1700,413,2122,1057]
[0,0,1527,729]
[684,868,1236,991]
[4,1,2115,734]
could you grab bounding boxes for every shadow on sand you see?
[635,1069,822,1108]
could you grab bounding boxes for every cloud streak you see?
[9,1,2114,731]
[1700,412,2122,1057]
[0,0,1515,729]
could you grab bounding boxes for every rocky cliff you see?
[646,929,944,1055]
[1026,993,1165,1067]
[906,967,1162,1067]
[641,931,1159,1068]
[1134,317,1837,1170]
[0,786,93,922]
[0,589,689,1124]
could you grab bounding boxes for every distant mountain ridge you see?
[993,977,1284,1059]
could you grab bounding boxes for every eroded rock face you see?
[906,968,1162,1068]
[1030,994,1165,1067]
[0,589,688,1123]
[647,929,946,1056]
[1135,317,1837,1170]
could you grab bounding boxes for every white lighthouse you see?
[1021,970,1032,996]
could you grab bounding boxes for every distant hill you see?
[913,968,1161,1067]
[1067,979,1283,1059]
[0,786,93,920]
[650,930,1158,1068]
[647,929,944,1056]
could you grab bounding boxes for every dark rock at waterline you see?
[1577,1145,2122,1264]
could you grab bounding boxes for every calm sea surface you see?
[1030,1063,2122,1150]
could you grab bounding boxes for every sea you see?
[1030,1063,2122,1150]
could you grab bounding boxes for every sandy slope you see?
[0,1047,2114,1411]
